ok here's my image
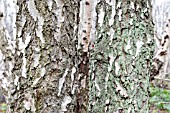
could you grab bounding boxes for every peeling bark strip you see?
[80,0,92,52]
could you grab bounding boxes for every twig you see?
[157,102,170,104]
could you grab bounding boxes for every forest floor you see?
[149,76,170,113]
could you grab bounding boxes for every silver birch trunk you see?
[0,0,154,113]
[89,0,154,113]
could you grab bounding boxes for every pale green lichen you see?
[89,0,154,112]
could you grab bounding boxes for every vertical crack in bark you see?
[76,52,89,113]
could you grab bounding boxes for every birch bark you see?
[0,0,154,113]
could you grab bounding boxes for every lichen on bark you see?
[0,0,155,113]
[89,0,154,112]
[0,0,81,112]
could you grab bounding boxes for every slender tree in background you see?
[0,0,154,113]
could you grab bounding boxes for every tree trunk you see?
[89,0,154,113]
[0,0,154,113]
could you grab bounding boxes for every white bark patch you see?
[118,9,122,21]
[18,38,24,51]
[70,66,76,91]
[33,46,40,67]
[54,0,64,22]
[78,74,82,80]
[104,98,110,113]
[2,0,17,53]
[106,0,116,26]
[47,0,53,11]
[61,96,72,112]
[8,61,13,76]
[32,77,41,87]
[91,72,95,80]
[136,4,140,11]
[135,40,144,57]
[77,0,84,50]
[81,77,86,88]
[105,98,110,104]
[31,98,36,112]
[117,2,121,8]
[115,62,120,75]
[27,0,39,21]
[108,53,115,72]
[143,8,148,13]
[0,51,5,79]
[140,13,144,19]
[53,0,64,47]
[22,56,27,78]
[78,0,92,52]
[90,0,98,44]
[125,39,131,52]
[128,107,131,113]
[71,67,76,81]
[55,0,64,6]
[71,84,77,94]
[40,67,46,77]
[23,100,31,110]
[130,2,135,9]
[108,28,115,45]
[27,0,45,43]
[1,77,9,91]
[105,73,109,90]
[58,68,69,96]
[17,14,26,37]
[0,51,11,91]
[19,33,31,52]
[19,34,31,78]
[23,93,34,111]
[33,54,40,67]
[146,34,152,43]
[14,75,19,86]
[129,18,133,25]
[95,79,101,95]
[130,13,134,17]
[81,0,92,52]
[115,81,128,97]
[36,16,45,44]
[98,8,105,27]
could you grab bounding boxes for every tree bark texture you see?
[151,0,170,80]
[0,0,154,113]
[89,0,154,113]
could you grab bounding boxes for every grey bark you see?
[89,0,154,113]
[0,0,154,113]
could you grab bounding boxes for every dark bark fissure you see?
[76,52,89,113]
